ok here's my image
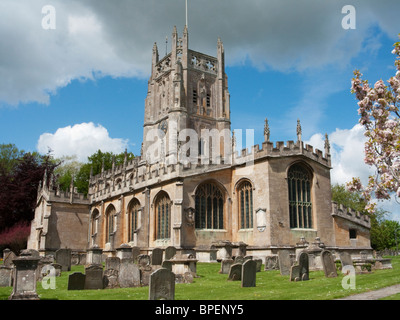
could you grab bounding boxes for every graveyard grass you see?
[1,256,400,300]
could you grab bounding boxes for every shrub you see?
[0,222,31,255]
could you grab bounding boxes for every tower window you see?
[349,229,357,239]
[193,90,197,104]
[206,94,211,107]
[288,163,313,229]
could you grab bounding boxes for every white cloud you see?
[1,0,399,106]
[37,122,129,162]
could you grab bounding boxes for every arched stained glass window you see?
[155,193,171,240]
[105,205,116,243]
[195,183,224,230]
[128,200,140,242]
[238,181,253,229]
[288,164,313,229]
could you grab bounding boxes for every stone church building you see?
[27,26,372,261]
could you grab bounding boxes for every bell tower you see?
[142,26,231,164]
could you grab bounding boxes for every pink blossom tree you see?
[348,35,400,214]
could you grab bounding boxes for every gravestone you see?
[290,264,301,281]
[162,260,173,271]
[105,257,121,272]
[165,246,177,260]
[116,244,133,260]
[278,250,291,276]
[151,248,163,265]
[254,259,262,272]
[132,247,141,263]
[298,251,309,281]
[321,250,338,278]
[264,256,279,271]
[340,252,353,267]
[86,246,103,266]
[104,269,119,289]
[219,259,234,274]
[9,250,40,300]
[0,267,13,287]
[55,248,71,271]
[234,256,244,264]
[227,263,242,281]
[118,259,141,288]
[138,254,151,268]
[140,265,153,286]
[2,249,17,268]
[68,272,86,290]
[241,259,256,287]
[84,265,104,290]
[149,268,175,300]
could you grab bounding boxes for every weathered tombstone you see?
[84,265,104,290]
[0,267,13,287]
[298,251,309,281]
[140,265,153,286]
[219,259,234,274]
[2,249,17,268]
[105,257,121,272]
[254,259,263,272]
[264,255,279,271]
[132,247,141,263]
[118,259,141,288]
[227,263,242,281]
[290,264,301,281]
[340,252,353,268]
[71,253,80,265]
[162,260,173,271]
[151,248,163,265]
[149,268,175,300]
[9,250,40,300]
[55,248,72,271]
[86,246,103,266]
[116,244,133,260]
[321,250,338,278]
[104,269,120,289]
[234,255,244,264]
[68,272,86,290]
[138,254,151,268]
[278,250,291,276]
[241,259,256,287]
[165,246,177,260]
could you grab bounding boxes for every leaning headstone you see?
[55,248,72,271]
[9,250,40,300]
[84,265,104,290]
[0,267,13,287]
[151,248,163,265]
[2,249,17,268]
[227,263,242,281]
[340,252,353,268]
[68,272,86,290]
[118,259,141,288]
[298,251,309,281]
[149,268,175,300]
[241,259,256,287]
[321,250,338,278]
[278,250,292,276]
[219,259,234,274]
[290,264,301,281]
[165,246,177,260]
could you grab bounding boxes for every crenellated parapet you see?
[331,201,371,229]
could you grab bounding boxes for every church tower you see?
[142,26,231,164]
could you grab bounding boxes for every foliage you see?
[348,34,400,214]
[331,183,400,250]
[0,222,31,254]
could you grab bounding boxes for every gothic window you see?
[206,94,211,107]
[155,193,171,240]
[128,199,140,242]
[91,209,100,236]
[195,182,224,230]
[237,181,253,229]
[288,163,313,229]
[105,205,116,243]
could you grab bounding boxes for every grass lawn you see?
[1,256,399,300]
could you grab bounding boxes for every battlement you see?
[331,201,371,229]
[88,137,331,204]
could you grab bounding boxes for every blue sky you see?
[0,0,400,218]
